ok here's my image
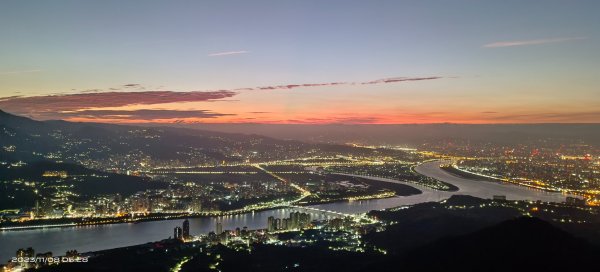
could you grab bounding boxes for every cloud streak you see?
[49,109,233,121]
[254,76,444,91]
[0,90,236,117]
[0,75,445,121]
[361,76,443,85]
[479,111,600,122]
[208,50,249,57]
[483,37,586,48]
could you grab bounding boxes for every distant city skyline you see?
[1,0,599,124]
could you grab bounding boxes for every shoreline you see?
[441,163,570,194]
[0,195,396,232]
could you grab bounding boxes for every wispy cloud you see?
[0,75,445,121]
[254,76,444,91]
[208,50,249,57]
[256,82,347,90]
[284,116,384,124]
[480,111,600,122]
[49,109,233,121]
[361,76,443,85]
[484,37,586,48]
[0,69,42,75]
[0,90,236,117]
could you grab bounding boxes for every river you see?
[414,160,569,202]
[0,160,568,261]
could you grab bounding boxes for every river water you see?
[0,161,568,261]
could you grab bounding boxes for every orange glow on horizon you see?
[63,114,596,125]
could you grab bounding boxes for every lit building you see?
[267,212,311,232]
[267,216,275,232]
[291,212,300,229]
[182,219,190,239]
[216,222,223,234]
[174,226,183,240]
[42,171,68,178]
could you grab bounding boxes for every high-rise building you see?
[216,222,223,234]
[291,212,300,229]
[174,226,183,240]
[299,212,310,228]
[182,219,190,239]
[282,218,290,230]
[267,216,275,232]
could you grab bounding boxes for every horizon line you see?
[2,110,599,126]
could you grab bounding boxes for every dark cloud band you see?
[0,76,444,121]
[47,109,234,120]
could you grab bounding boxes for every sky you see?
[1,0,599,124]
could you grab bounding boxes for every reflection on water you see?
[0,208,336,261]
[415,161,568,203]
[0,161,568,262]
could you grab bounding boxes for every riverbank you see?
[0,160,577,262]
[0,193,397,232]
[414,160,569,203]
[441,164,566,193]
[0,207,281,232]
[1,171,426,232]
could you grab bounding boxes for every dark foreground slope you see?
[372,217,598,272]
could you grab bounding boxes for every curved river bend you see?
[0,161,568,261]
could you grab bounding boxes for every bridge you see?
[286,205,379,223]
[288,205,351,217]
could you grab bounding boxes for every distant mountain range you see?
[169,122,600,145]
[3,109,598,167]
[0,109,321,165]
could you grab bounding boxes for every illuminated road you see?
[0,160,573,262]
[288,205,351,217]
[289,205,376,222]
[252,164,311,203]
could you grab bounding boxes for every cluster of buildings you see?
[173,219,191,241]
[172,219,270,246]
[170,212,315,246]
[267,212,311,232]
[455,156,600,203]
